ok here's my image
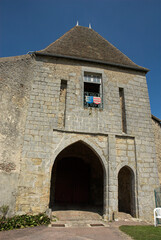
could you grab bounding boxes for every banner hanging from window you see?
[86,96,101,104]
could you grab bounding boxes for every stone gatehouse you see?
[0,25,160,222]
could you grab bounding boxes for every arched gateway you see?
[49,141,105,215]
[118,166,136,217]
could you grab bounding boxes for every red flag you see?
[93,97,101,104]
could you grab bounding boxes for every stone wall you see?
[0,54,159,221]
[152,117,161,183]
[0,55,34,215]
[15,131,108,215]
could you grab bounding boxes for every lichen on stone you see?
[0,162,16,172]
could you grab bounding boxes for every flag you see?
[86,96,93,103]
[86,96,101,105]
[93,97,101,104]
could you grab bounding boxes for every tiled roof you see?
[152,114,161,123]
[36,26,148,72]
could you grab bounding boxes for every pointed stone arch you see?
[118,165,136,217]
[49,138,107,215]
[51,137,107,174]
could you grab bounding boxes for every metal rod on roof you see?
[76,21,79,26]
[89,23,92,29]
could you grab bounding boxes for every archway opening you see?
[49,141,104,215]
[118,166,135,217]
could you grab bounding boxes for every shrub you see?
[0,213,50,231]
[0,205,9,218]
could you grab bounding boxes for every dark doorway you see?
[55,157,90,204]
[49,141,104,214]
[118,166,135,216]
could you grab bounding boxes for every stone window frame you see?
[81,67,106,109]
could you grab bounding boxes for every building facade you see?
[0,25,160,222]
[152,115,161,184]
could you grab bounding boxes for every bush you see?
[0,205,9,218]
[0,213,50,231]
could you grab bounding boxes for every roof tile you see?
[37,26,148,71]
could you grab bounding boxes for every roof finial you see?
[89,23,92,29]
[76,21,79,26]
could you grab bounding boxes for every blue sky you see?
[0,0,161,119]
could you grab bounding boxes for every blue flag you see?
[86,96,93,103]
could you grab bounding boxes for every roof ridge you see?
[152,114,161,123]
[89,28,140,67]
[38,26,78,52]
[0,54,30,62]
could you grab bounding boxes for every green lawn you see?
[119,225,161,240]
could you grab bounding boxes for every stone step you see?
[52,210,102,221]
[114,212,133,220]
[113,212,144,223]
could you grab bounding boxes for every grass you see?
[119,225,161,240]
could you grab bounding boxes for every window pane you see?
[84,74,101,83]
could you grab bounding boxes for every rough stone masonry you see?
[0,25,160,222]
